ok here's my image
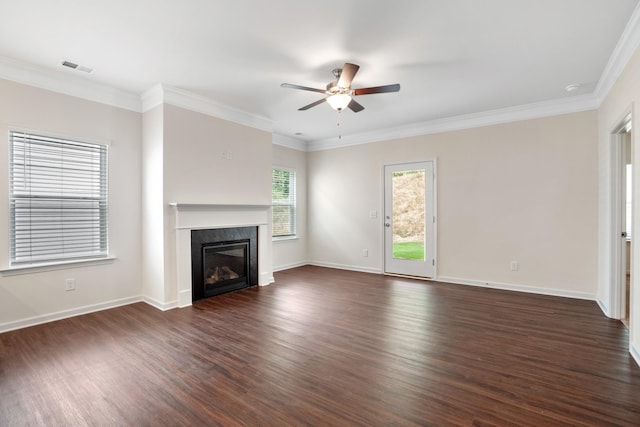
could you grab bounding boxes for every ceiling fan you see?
[281,63,400,112]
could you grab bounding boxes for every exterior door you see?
[384,161,435,278]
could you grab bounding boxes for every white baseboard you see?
[272,261,309,272]
[274,264,595,301]
[142,296,178,311]
[178,290,192,308]
[433,276,596,300]
[0,296,142,333]
[259,272,275,285]
[631,343,640,367]
[596,298,611,317]
[307,261,382,275]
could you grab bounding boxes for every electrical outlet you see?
[510,261,519,271]
[362,249,369,257]
[65,278,76,291]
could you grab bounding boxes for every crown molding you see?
[141,83,272,133]
[4,0,639,149]
[307,94,598,151]
[0,55,141,112]
[272,133,308,151]
[140,83,164,112]
[595,2,640,105]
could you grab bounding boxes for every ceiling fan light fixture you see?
[327,93,352,111]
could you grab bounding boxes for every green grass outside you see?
[392,241,424,260]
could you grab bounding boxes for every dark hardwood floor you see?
[1,265,639,426]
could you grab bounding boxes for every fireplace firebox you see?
[191,227,258,301]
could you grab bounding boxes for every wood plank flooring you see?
[1,265,639,426]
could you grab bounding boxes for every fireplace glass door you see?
[191,226,258,302]
[202,241,249,297]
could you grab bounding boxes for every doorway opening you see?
[610,113,632,326]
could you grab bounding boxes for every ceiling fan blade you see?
[337,63,360,88]
[281,83,327,94]
[352,83,400,96]
[348,99,365,112]
[298,98,327,111]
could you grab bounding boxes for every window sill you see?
[0,256,116,276]
[272,236,298,242]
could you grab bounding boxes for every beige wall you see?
[163,104,272,205]
[272,144,308,270]
[598,42,640,362]
[308,111,599,297]
[0,79,143,330]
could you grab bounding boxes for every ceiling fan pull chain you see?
[337,111,342,139]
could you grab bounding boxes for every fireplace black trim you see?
[191,226,258,301]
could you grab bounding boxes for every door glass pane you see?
[392,169,425,260]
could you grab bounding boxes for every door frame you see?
[609,112,632,320]
[381,159,437,278]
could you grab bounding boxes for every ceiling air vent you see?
[61,60,94,74]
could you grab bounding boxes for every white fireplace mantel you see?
[170,203,273,307]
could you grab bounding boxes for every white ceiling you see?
[1,0,639,145]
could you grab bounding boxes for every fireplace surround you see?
[191,226,258,300]
[171,203,273,307]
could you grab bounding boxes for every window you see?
[9,131,108,265]
[272,168,296,238]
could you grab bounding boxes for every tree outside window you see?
[272,168,296,238]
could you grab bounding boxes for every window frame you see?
[8,130,109,267]
[271,167,297,240]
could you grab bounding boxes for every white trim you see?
[308,261,382,274]
[297,264,596,301]
[307,95,598,151]
[272,261,309,272]
[597,298,611,317]
[178,290,192,308]
[0,55,141,112]
[436,276,596,301]
[7,124,113,149]
[607,111,634,320]
[261,275,275,285]
[140,83,165,112]
[273,235,298,242]
[141,84,272,133]
[142,296,178,311]
[0,296,141,333]
[382,160,436,278]
[170,203,273,309]
[272,133,308,151]
[631,343,640,367]
[610,132,625,319]
[595,3,640,105]
[169,203,271,208]
[272,165,297,173]
[0,257,116,276]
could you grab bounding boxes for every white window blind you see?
[272,168,296,237]
[9,131,108,265]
